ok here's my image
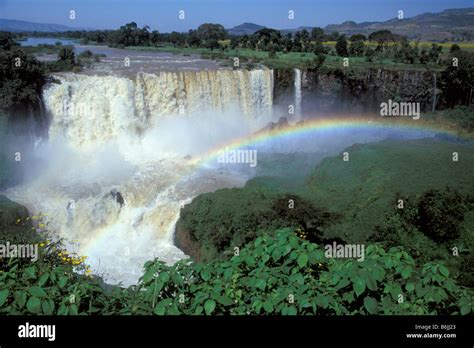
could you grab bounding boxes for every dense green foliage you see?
[441,50,474,107]
[178,138,474,290]
[0,228,471,315]
[305,139,474,242]
[0,48,45,111]
[425,106,474,133]
[178,189,337,261]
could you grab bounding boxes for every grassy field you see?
[127,44,449,71]
[322,40,474,52]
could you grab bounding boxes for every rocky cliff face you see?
[0,195,34,243]
[174,220,202,262]
[273,68,437,117]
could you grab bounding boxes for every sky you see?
[0,0,472,32]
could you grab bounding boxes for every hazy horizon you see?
[0,0,472,32]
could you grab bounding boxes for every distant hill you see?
[227,22,266,35]
[325,8,474,41]
[0,18,91,32]
[228,8,473,41]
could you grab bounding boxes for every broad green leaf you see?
[460,305,471,315]
[0,289,9,306]
[42,300,54,315]
[201,269,211,281]
[364,296,378,314]
[297,253,308,268]
[245,256,255,267]
[29,286,47,298]
[23,266,37,280]
[353,278,366,297]
[158,272,170,283]
[14,291,27,308]
[154,302,166,315]
[214,295,232,306]
[58,276,68,288]
[38,272,49,286]
[255,279,266,290]
[439,265,449,277]
[365,275,378,291]
[26,296,41,314]
[263,301,274,313]
[204,299,216,315]
[316,295,329,309]
[69,304,78,315]
[401,267,412,279]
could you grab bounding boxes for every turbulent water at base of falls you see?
[5,68,274,286]
[294,68,302,120]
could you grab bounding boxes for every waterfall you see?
[43,69,274,149]
[6,68,274,286]
[294,68,302,119]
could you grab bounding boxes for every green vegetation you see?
[178,138,474,289]
[0,48,45,111]
[0,227,472,315]
[177,189,337,261]
[305,138,474,241]
[424,106,474,133]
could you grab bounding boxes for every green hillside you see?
[305,138,474,241]
[177,137,474,286]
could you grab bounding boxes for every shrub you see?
[416,188,468,243]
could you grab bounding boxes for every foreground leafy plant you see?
[0,229,471,315]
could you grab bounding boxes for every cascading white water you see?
[294,68,302,120]
[6,68,274,286]
[43,69,273,150]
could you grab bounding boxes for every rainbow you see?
[191,115,463,166]
[72,115,468,278]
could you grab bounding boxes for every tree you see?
[313,41,329,55]
[326,31,340,41]
[294,29,311,52]
[349,40,365,56]
[441,50,474,106]
[350,34,366,42]
[168,31,186,47]
[395,38,417,64]
[428,44,442,63]
[253,28,282,51]
[196,23,227,42]
[58,47,75,65]
[450,44,461,53]
[150,30,161,46]
[311,27,325,42]
[335,35,348,57]
[369,30,396,52]
[0,49,45,113]
[365,47,375,62]
[0,32,19,51]
[186,30,201,47]
[419,48,430,64]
